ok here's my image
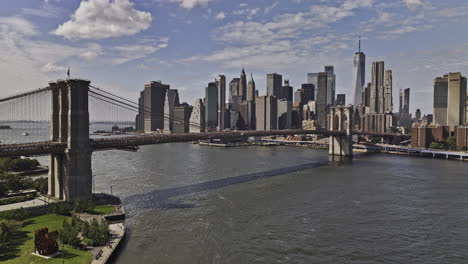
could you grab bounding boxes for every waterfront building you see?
[205,82,218,131]
[277,99,292,130]
[267,73,283,97]
[143,81,170,132]
[384,70,393,113]
[411,125,450,148]
[336,94,346,106]
[217,75,226,131]
[456,126,468,150]
[173,104,191,133]
[189,99,205,133]
[433,73,467,130]
[163,89,180,133]
[256,95,278,131]
[352,39,365,108]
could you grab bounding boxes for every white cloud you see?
[111,37,169,64]
[0,16,38,36]
[42,63,67,73]
[170,0,211,9]
[402,0,429,9]
[215,12,225,20]
[53,0,152,40]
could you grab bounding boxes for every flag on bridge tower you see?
[67,67,70,79]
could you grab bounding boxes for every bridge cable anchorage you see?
[88,85,203,129]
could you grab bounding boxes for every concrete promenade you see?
[0,195,55,212]
[91,223,125,264]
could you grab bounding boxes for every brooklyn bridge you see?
[0,79,400,201]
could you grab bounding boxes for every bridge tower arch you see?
[48,79,92,201]
[329,106,353,157]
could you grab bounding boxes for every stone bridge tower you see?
[329,106,353,157]
[48,79,93,201]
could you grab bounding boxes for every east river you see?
[85,143,468,264]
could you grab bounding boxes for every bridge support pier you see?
[48,79,92,202]
[329,106,353,158]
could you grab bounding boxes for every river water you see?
[83,143,468,264]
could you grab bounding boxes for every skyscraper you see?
[316,72,329,128]
[135,91,145,132]
[336,94,346,106]
[267,73,282,97]
[403,88,410,114]
[217,75,226,131]
[189,99,205,133]
[256,95,278,131]
[433,73,467,130]
[229,78,240,103]
[352,38,365,108]
[247,73,256,102]
[301,83,315,102]
[384,70,393,113]
[247,73,256,130]
[415,109,421,121]
[277,99,292,130]
[163,89,180,133]
[239,69,247,101]
[307,73,319,100]
[447,72,467,128]
[325,66,336,106]
[143,81,170,132]
[205,82,218,131]
[280,80,293,101]
[370,61,385,114]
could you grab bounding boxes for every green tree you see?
[32,177,48,194]
[445,137,457,151]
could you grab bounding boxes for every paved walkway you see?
[91,223,125,264]
[0,195,55,212]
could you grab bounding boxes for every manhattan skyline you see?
[1,0,468,115]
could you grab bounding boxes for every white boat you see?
[22,132,29,136]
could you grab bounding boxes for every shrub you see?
[0,193,36,206]
[0,208,29,221]
[0,220,21,244]
[50,203,70,216]
[59,219,81,248]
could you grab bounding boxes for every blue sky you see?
[1,0,468,115]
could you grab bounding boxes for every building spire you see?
[358,35,361,53]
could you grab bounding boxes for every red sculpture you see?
[34,228,59,256]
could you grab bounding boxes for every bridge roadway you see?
[0,129,401,157]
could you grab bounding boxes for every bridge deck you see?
[0,130,402,157]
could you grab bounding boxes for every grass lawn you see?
[0,214,93,264]
[91,205,115,215]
